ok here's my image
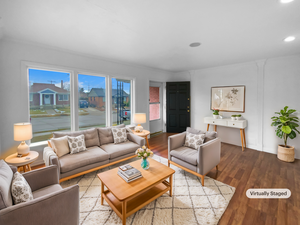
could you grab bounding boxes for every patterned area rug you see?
[61,155,235,225]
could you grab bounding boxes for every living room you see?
[0,1,299,225]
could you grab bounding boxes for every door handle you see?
[187,110,189,112]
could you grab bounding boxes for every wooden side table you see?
[132,130,150,149]
[5,151,39,172]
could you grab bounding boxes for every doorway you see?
[149,81,163,134]
[166,82,190,132]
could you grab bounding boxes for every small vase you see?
[213,115,219,119]
[141,157,150,170]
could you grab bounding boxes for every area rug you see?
[61,155,235,225]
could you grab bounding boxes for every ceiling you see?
[0,0,299,72]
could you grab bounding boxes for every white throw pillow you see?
[67,134,86,154]
[11,172,33,205]
[184,132,205,150]
[51,136,70,157]
[112,127,127,144]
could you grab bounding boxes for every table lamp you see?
[14,123,32,156]
[133,113,146,132]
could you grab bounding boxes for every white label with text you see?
[246,189,291,199]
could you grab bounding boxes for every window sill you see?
[150,119,161,122]
[30,140,48,147]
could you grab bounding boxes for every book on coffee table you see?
[117,171,142,183]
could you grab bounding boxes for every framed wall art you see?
[211,85,245,112]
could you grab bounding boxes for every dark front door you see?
[166,82,190,132]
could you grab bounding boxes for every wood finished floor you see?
[149,133,300,225]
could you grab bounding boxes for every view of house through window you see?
[149,86,160,120]
[111,78,131,125]
[29,69,71,143]
[29,69,133,143]
[78,74,106,130]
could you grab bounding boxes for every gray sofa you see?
[168,128,221,186]
[0,160,79,225]
[44,124,145,182]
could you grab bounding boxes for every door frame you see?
[146,79,167,134]
[149,81,164,134]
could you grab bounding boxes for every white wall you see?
[0,38,189,165]
[190,55,300,159]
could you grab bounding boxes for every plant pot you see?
[231,117,236,120]
[213,115,219,119]
[236,117,241,120]
[277,145,295,162]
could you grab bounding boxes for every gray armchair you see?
[168,131,221,186]
[0,161,79,225]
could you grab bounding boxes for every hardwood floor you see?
[149,133,300,225]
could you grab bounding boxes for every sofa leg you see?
[216,165,219,171]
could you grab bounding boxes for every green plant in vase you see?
[136,145,154,170]
[236,114,242,120]
[212,108,219,119]
[271,106,299,162]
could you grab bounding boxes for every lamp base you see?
[135,125,144,133]
[17,141,30,156]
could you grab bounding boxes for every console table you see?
[204,117,247,151]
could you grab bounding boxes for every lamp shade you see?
[133,113,146,124]
[14,123,32,141]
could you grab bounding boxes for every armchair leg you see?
[201,176,204,186]
[168,160,170,167]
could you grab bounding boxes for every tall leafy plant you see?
[271,106,300,147]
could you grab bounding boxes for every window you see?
[78,74,106,130]
[149,86,160,120]
[29,68,71,143]
[58,94,69,101]
[112,78,131,125]
[27,65,134,145]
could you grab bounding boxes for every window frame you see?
[24,62,135,147]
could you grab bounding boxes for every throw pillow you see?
[67,134,86,154]
[51,136,70,157]
[11,172,33,205]
[184,132,205,150]
[112,127,127,144]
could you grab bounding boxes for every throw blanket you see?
[43,147,57,166]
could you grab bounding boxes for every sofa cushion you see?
[59,146,109,173]
[205,131,217,143]
[32,184,62,199]
[101,141,140,159]
[97,124,125,145]
[186,127,205,135]
[170,146,198,166]
[0,160,13,210]
[53,128,100,148]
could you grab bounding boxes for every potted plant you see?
[231,115,236,120]
[236,114,242,120]
[212,108,219,119]
[271,106,299,162]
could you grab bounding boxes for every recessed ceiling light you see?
[284,36,295,42]
[189,42,201,47]
[280,0,294,3]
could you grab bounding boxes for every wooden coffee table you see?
[97,158,175,225]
